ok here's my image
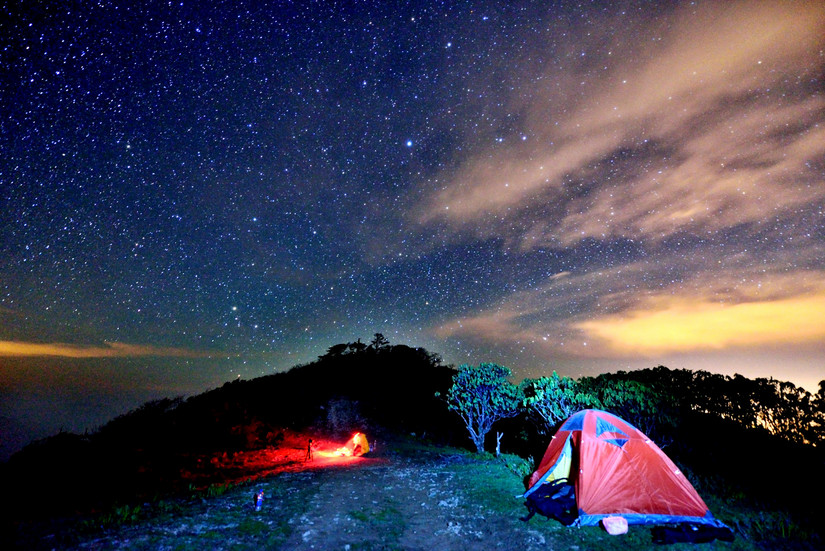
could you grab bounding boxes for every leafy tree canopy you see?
[521,372,598,434]
[442,363,522,453]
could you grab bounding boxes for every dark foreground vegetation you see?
[2,335,823,549]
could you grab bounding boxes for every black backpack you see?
[521,478,578,525]
[651,523,735,544]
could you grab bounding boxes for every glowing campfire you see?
[334,432,370,457]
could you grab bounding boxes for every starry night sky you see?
[2,1,824,458]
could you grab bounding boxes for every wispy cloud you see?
[431,256,825,359]
[0,341,213,359]
[412,2,824,375]
[415,2,825,247]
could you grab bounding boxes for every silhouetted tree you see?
[811,381,825,446]
[750,377,815,445]
[324,343,348,357]
[590,366,822,447]
[347,339,367,354]
[369,333,390,351]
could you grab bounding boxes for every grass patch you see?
[264,518,292,547]
[446,454,526,514]
[189,479,246,500]
[347,501,405,547]
[237,517,268,536]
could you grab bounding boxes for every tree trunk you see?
[472,434,485,453]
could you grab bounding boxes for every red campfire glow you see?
[182,431,378,488]
[324,432,369,458]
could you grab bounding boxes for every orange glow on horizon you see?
[0,340,210,358]
[576,292,825,355]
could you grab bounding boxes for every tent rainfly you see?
[523,409,731,531]
[335,432,370,457]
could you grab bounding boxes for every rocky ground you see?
[21,436,758,550]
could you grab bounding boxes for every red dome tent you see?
[524,409,729,530]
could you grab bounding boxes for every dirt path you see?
[281,457,549,550]
[240,453,583,551]
[60,449,592,550]
[56,445,728,550]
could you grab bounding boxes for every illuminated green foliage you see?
[521,372,599,434]
[443,363,523,453]
[579,376,675,445]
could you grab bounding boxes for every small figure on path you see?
[254,489,264,511]
[306,438,313,461]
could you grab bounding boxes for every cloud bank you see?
[417,2,824,246]
[414,1,825,376]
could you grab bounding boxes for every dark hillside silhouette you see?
[1,337,460,520]
[2,352,821,548]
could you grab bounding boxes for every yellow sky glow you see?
[576,292,825,355]
[0,341,209,359]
